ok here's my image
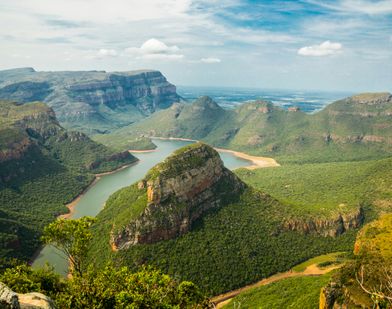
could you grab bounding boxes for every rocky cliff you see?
[0,100,137,183]
[0,68,181,133]
[281,206,364,237]
[109,143,246,249]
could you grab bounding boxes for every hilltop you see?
[0,68,182,134]
[0,100,137,260]
[88,143,360,295]
[98,93,392,163]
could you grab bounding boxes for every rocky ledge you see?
[111,143,246,249]
[281,206,364,237]
[0,282,54,309]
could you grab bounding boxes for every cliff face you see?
[0,101,137,183]
[282,207,364,237]
[0,69,181,133]
[110,143,246,249]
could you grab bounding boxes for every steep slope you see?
[110,143,246,249]
[236,157,392,236]
[320,214,392,308]
[99,93,392,163]
[0,68,181,133]
[93,96,230,150]
[88,143,358,295]
[0,100,137,260]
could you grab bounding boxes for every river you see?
[32,139,252,275]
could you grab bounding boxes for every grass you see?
[292,252,347,272]
[235,157,392,219]
[223,273,333,309]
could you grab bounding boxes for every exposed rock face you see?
[111,143,246,249]
[350,92,392,105]
[319,282,343,309]
[282,206,364,237]
[0,68,181,133]
[0,101,137,183]
[0,282,55,309]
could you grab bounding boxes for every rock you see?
[282,206,364,237]
[0,282,19,309]
[288,106,300,112]
[319,282,343,309]
[0,69,181,133]
[111,143,247,249]
[18,293,55,309]
[0,283,55,309]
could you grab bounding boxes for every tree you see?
[41,216,96,277]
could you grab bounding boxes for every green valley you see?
[0,100,137,260]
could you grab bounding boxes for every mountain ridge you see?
[0,68,182,134]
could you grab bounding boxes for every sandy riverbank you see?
[150,136,280,169]
[214,147,280,169]
[59,161,138,219]
[128,149,157,153]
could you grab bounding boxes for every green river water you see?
[32,139,251,275]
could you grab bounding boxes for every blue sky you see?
[0,0,391,92]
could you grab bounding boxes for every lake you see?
[32,139,252,274]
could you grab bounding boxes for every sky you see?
[0,0,391,92]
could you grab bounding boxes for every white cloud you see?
[200,57,221,63]
[306,0,392,15]
[125,38,184,60]
[298,41,342,57]
[97,48,117,57]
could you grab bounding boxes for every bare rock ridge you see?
[111,143,246,250]
[0,68,181,133]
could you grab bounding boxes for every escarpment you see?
[282,207,364,237]
[110,143,246,249]
[0,68,181,133]
[0,100,137,183]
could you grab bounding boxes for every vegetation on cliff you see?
[87,143,359,296]
[0,100,137,260]
[236,156,392,226]
[320,214,392,308]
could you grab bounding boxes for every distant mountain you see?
[100,93,392,163]
[0,68,182,134]
[0,100,137,260]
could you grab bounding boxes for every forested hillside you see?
[0,100,137,260]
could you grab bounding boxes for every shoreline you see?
[59,161,138,220]
[31,161,139,265]
[150,136,280,169]
[214,147,280,169]
[128,149,157,153]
